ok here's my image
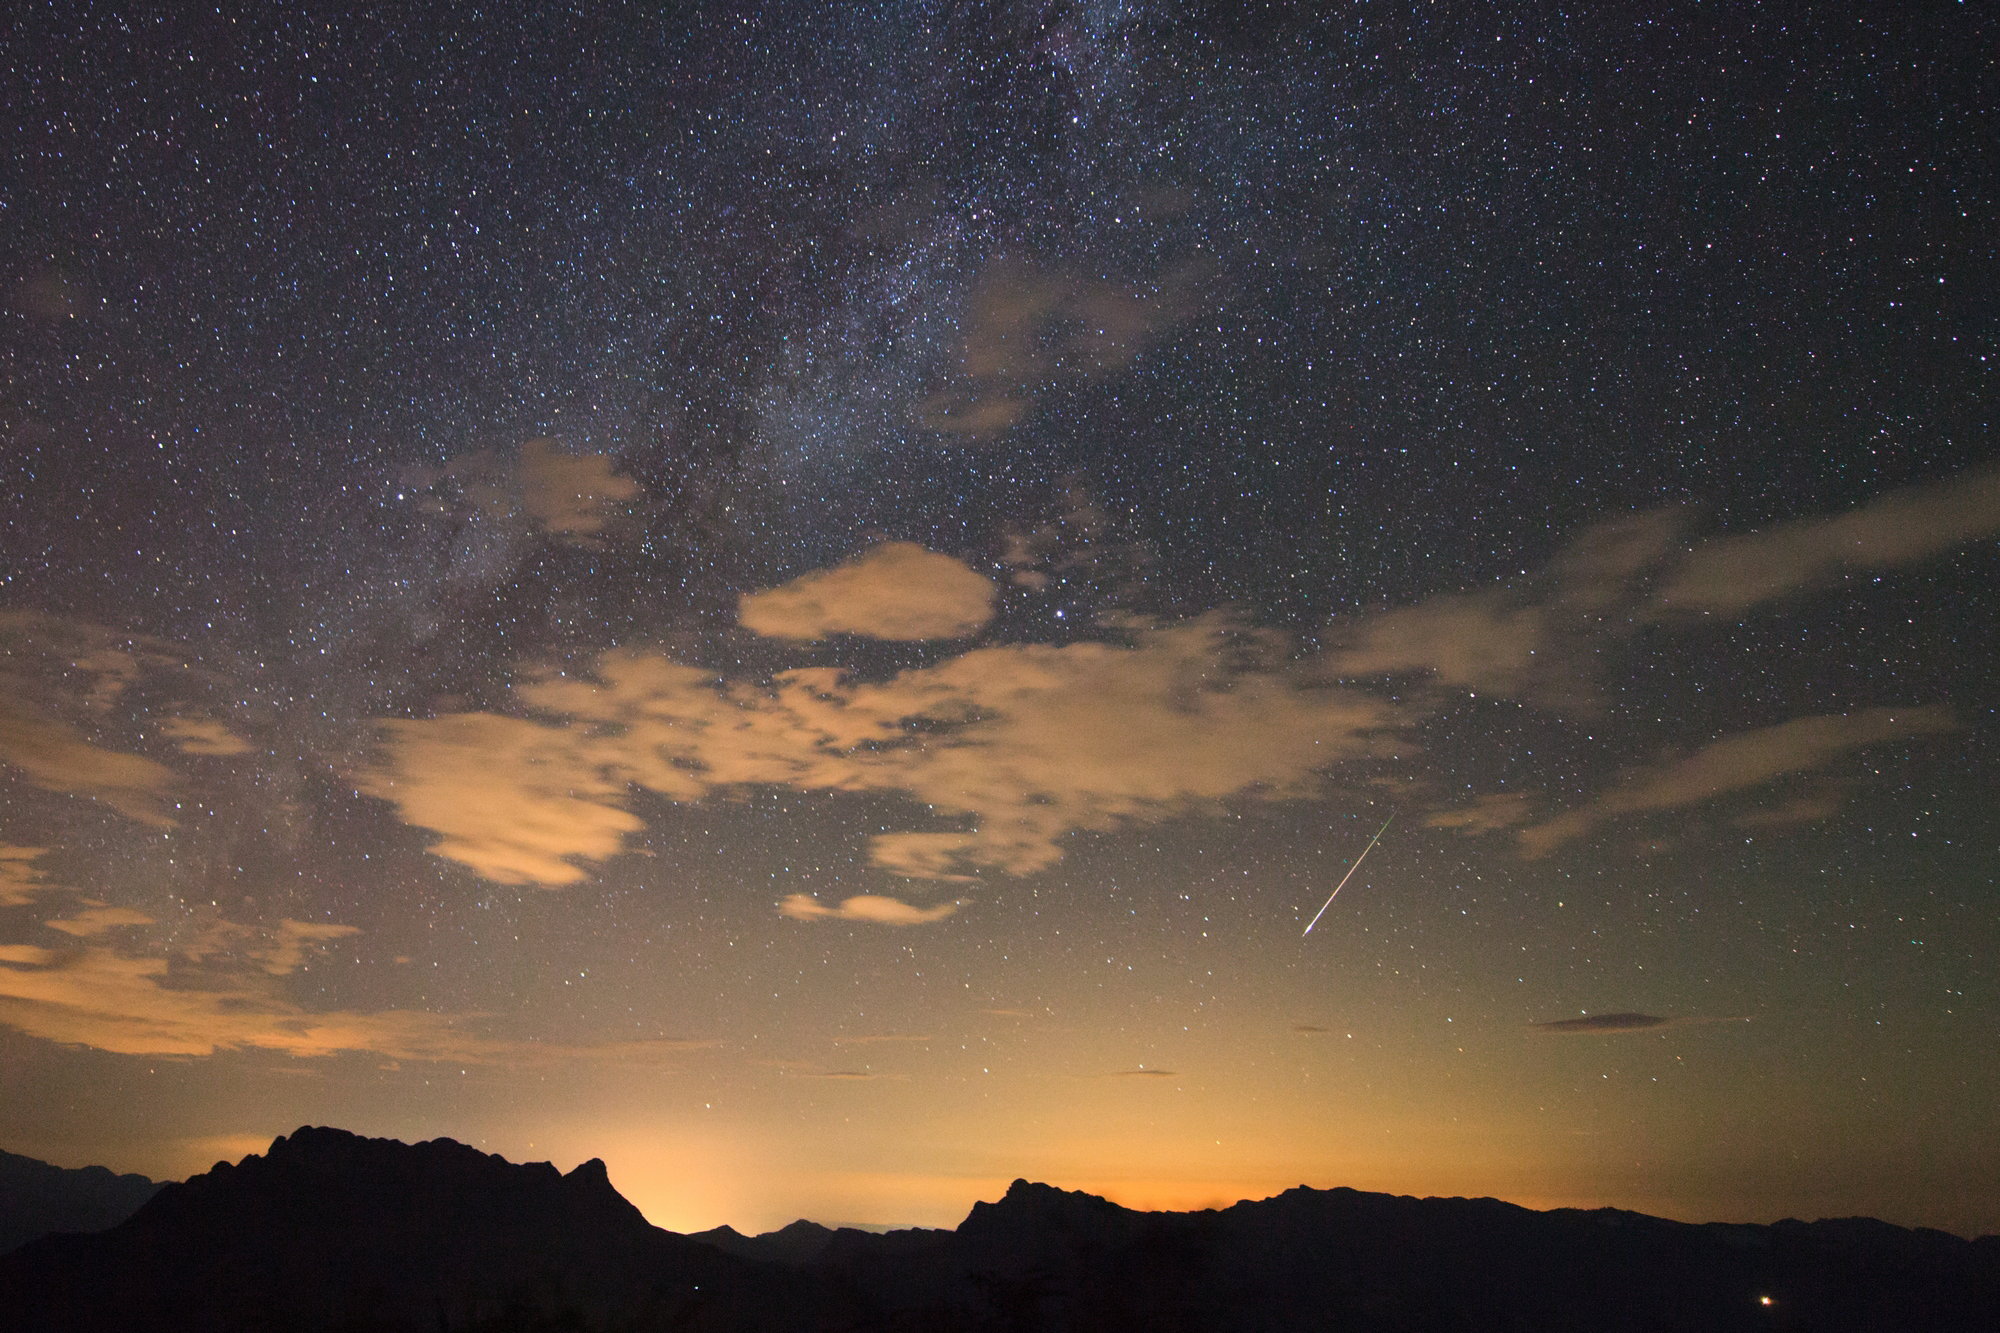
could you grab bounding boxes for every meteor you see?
[1301,814,1395,936]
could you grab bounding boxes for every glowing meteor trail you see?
[1302,815,1395,936]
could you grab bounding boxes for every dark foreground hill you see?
[1,1127,1994,1332]
[0,1148,163,1255]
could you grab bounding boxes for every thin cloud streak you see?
[1517,708,1955,857]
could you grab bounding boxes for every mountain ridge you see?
[1,1126,1994,1331]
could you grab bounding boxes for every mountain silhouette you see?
[1,1127,1994,1331]
[0,1148,164,1255]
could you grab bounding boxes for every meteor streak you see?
[1302,814,1394,936]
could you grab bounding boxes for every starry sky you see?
[4,1,1996,1238]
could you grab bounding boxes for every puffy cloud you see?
[1517,707,1956,858]
[355,712,645,885]
[0,696,178,828]
[159,717,254,756]
[738,543,996,642]
[779,894,963,926]
[1654,461,2000,615]
[361,614,1399,885]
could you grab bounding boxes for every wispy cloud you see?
[1108,1067,1177,1077]
[0,696,178,828]
[779,894,963,926]
[158,717,254,756]
[831,1033,933,1045]
[1654,461,2000,615]
[43,905,156,937]
[914,256,1209,440]
[0,925,718,1065]
[738,543,996,642]
[1517,707,1955,858]
[402,439,641,549]
[0,845,54,907]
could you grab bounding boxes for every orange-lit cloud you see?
[779,894,963,925]
[43,905,156,937]
[1654,461,2000,615]
[915,256,1209,440]
[1425,792,1536,834]
[0,845,54,907]
[738,543,996,642]
[1319,509,1682,701]
[0,915,719,1064]
[363,609,1398,884]
[0,695,178,828]
[356,712,645,885]
[1517,707,1956,857]
[516,438,641,538]
[179,918,362,974]
[405,439,640,548]
[158,717,254,756]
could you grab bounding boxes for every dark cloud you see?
[1527,1013,1673,1034]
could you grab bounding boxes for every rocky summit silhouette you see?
[0,1148,164,1255]
[0,1127,1994,1332]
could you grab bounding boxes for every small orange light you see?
[1759,1296,1774,1307]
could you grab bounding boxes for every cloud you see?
[404,439,641,548]
[1291,1024,1332,1034]
[0,925,717,1064]
[361,613,1399,884]
[1729,786,1851,831]
[779,894,963,926]
[1109,1067,1177,1077]
[0,845,54,907]
[0,940,478,1059]
[1654,461,2000,615]
[0,696,178,828]
[44,905,157,937]
[159,717,254,756]
[738,544,996,642]
[355,712,645,885]
[179,918,362,975]
[1527,1013,1750,1035]
[1424,792,1535,834]
[1517,707,1956,858]
[1527,1013,1671,1034]
[832,1033,933,1045]
[515,438,641,538]
[1318,510,1682,702]
[915,256,1208,440]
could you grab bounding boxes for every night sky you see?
[4,1,1996,1238]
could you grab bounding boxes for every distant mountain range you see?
[1,1127,1993,1331]
[0,1148,163,1256]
